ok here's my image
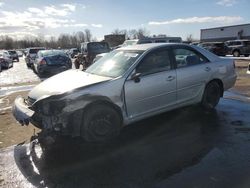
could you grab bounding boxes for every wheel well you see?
[207,79,224,97]
[83,100,123,124]
[233,49,240,53]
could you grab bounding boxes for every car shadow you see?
[14,106,222,188]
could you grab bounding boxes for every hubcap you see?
[234,51,239,57]
[90,117,112,136]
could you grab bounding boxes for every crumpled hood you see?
[29,69,112,100]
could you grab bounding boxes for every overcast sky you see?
[0,0,249,40]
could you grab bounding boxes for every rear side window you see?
[137,49,171,75]
[173,48,208,68]
[155,40,167,43]
[138,40,152,44]
[227,41,242,46]
[243,41,250,46]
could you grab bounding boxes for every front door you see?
[124,48,177,118]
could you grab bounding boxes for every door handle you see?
[205,67,211,72]
[166,76,175,81]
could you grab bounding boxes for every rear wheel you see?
[233,50,240,57]
[201,82,221,110]
[81,104,121,142]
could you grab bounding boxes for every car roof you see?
[27,47,45,51]
[201,42,224,44]
[227,40,250,42]
[118,43,188,51]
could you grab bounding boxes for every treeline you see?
[0,28,150,50]
[0,29,93,50]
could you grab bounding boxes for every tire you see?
[81,104,122,142]
[244,54,249,57]
[233,50,240,57]
[201,82,221,110]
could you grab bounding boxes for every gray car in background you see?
[225,40,250,57]
[0,50,13,71]
[13,43,236,142]
[25,47,46,67]
[8,50,19,62]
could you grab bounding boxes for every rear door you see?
[172,46,213,104]
[124,47,177,118]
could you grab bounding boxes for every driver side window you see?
[136,49,171,76]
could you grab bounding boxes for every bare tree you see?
[85,29,92,42]
[186,34,194,43]
[136,28,149,39]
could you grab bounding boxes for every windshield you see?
[85,50,143,78]
[122,40,138,47]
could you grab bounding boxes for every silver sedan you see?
[13,43,237,142]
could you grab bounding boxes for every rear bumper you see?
[38,65,70,76]
[12,96,34,125]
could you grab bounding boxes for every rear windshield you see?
[40,50,66,57]
[29,48,45,54]
[41,50,69,65]
[8,51,17,54]
[88,42,110,52]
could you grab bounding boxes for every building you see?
[200,23,250,42]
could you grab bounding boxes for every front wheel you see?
[81,104,122,142]
[201,82,221,110]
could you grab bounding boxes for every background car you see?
[198,42,229,56]
[8,50,19,62]
[68,48,79,58]
[25,47,46,67]
[16,50,24,57]
[0,50,13,71]
[33,50,72,77]
[79,42,111,67]
[225,40,250,57]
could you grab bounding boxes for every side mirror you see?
[131,72,141,83]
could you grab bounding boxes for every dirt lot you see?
[0,91,40,148]
[0,60,249,148]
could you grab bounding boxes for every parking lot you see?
[0,54,250,187]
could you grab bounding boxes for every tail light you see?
[39,59,47,65]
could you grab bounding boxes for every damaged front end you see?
[13,94,84,137]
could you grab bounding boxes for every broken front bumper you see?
[12,96,34,125]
